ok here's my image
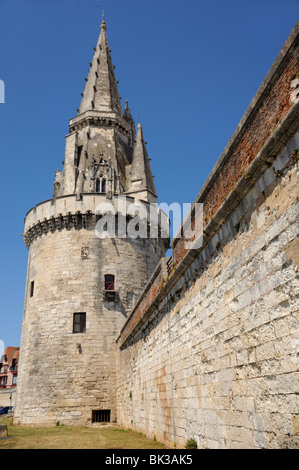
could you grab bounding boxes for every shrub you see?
[185,438,197,449]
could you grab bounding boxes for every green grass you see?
[0,417,168,449]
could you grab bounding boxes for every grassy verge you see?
[0,417,167,449]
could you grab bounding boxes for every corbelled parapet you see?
[23,194,170,249]
[68,110,132,136]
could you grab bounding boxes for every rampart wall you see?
[116,23,299,449]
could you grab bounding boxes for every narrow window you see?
[105,275,115,291]
[96,178,101,193]
[76,145,83,167]
[0,376,7,387]
[96,178,106,193]
[30,281,34,297]
[73,313,86,333]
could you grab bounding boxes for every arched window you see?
[96,179,101,193]
[96,178,106,193]
[105,274,115,291]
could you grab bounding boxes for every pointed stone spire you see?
[129,123,157,198]
[79,15,123,115]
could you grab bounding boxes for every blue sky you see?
[0,0,298,350]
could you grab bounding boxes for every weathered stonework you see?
[116,132,299,449]
[15,209,165,425]
[116,23,299,448]
[0,388,16,407]
[14,17,167,426]
[15,15,299,449]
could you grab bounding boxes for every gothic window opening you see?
[73,312,86,333]
[96,178,100,193]
[76,145,83,167]
[96,177,106,193]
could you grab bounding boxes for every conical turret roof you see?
[130,123,157,196]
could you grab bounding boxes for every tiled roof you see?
[0,347,20,366]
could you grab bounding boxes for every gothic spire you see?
[129,123,157,197]
[79,16,123,116]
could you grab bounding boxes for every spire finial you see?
[101,10,107,30]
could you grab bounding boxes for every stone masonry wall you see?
[116,133,299,448]
[0,389,16,407]
[116,24,299,448]
[15,195,166,426]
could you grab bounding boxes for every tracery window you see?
[96,177,106,193]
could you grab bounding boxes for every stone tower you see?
[14,16,168,426]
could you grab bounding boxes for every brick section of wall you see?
[173,28,299,267]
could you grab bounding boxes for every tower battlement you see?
[24,194,169,249]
